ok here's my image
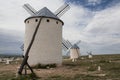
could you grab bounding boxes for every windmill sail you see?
[64,40,71,48]
[62,44,68,51]
[62,39,81,55]
[20,44,24,51]
[23,3,37,15]
[62,39,69,47]
[54,3,70,17]
[62,41,68,50]
[62,38,72,53]
[66,40,73,47]
[62,38,71,50]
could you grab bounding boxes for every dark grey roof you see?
[34,7,59,19]
[25,7,63,23]
[71,44,79,49]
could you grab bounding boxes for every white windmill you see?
[62,39,81,62]
[18,3,70,75]
[23,3,70,66]
[87,51,93,59]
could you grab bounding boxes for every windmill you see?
[87,51,93,59]
[18,3,70,75]
[62,39,81,62]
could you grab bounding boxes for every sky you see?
[0,0,120,55]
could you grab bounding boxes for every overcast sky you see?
[0,0,120,55]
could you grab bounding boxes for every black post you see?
[25,65,27,75]
[18,17,43,75]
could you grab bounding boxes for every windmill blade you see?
[62,44,68,51]
[62,40,68,50]
[62,42,69,49]
[62,38,72,48]
[65,40,81,55]
[65,47,71,55]
[63,39,72,48]
[23,3,37,15]
[20,44,24,51]
[66,50,70,56]
[54,3,70,17]
[62,39,68,48]
[66,40,73,47]
[63,44,71,55]
[62,38,73,55]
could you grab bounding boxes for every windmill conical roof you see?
[71,44,79,49]
[35,7,59,19]
[25,7,63,24]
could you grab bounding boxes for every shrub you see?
[87,66,97,71]
[99,59,110,63]
[33,63,56,69]
[11,73,38,80]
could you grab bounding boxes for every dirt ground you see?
[0,54,120,80]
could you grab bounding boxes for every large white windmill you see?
[62,39,81,62]
[18,3,70,75]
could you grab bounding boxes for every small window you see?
[46,19,50,22]
[35,19,38,22]
[27,21,29,23]
[56,21,58,24]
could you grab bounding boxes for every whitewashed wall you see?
[24,17,63,66]
[70,49,80,59]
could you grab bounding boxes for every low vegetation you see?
[0,54,120,80]
[33,63,57,69]
[11,73,38,80]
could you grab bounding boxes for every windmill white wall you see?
[24,7,63,66]
[70,44,80,62]
[88,54,92,59]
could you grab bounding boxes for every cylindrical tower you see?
[70,44,80,59]
[24,7,64,66]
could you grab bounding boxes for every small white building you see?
[97,66,101,71]
[6,60,10,64]
[70,44,80,62]
[0,58,2,62]
[6,60,13,64]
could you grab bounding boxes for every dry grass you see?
[0,54,120,80]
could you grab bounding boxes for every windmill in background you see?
[18,3,70,75]
[87,51,93,59]
[62,39,81,62]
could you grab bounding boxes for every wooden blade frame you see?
[54,3,70,17]
[23,3,37,15]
